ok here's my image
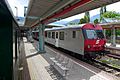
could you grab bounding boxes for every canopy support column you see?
[38,24,45,53]
[103,29,106,38]
[111,25,116,46]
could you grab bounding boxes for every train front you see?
[82,23,106,58]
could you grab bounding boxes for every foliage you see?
[85,11,90,22]
[102,11,120,19]
[79,11,90,24]
[94,19,99,24]
[116,29,120,36]
[105,29,120,39]
[100,6,107,21]
[79,18,86,24]
[79,15,90,24]
[106,30,111,39]
[84,15,90,23]
[68,22,77,25]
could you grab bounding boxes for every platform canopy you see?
[100,22,120,29]
[24,0,120,27]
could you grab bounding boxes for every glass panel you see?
[84,30,104,39]
[72,31,76,38]
[59,32,64,40]
[56,32,58,39]
[48,32,51,38]
[52,32,55,39]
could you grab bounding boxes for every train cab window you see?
[96,30,104,39]
[72,31,76,38]
[52,32,55,39]
[83,30,104,39]
[85,30,97,39]
[59,32,64,40]
[48,32,51,38]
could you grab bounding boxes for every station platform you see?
[21,37,53,80]
[20,38,120,80]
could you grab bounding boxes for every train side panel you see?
[58,28,84,55]
[45,31,56,46]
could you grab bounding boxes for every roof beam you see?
[42,0,92,23]
[32,0,92,27]
[41,0,77,20]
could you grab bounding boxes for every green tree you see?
[94,19,99,24]
[79,11,90,24]
[68,22,77,25]
[84,15,90,23]
[79,18,86,24]
[85,11,90,22]
[102,11,120,19]
[102,11,120,38]
[100,6,107,22]
[116,29,120,37]
[106,29,111,39]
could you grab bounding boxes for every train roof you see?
[45,24,85,31]
[32,23,103,32]
[45,23,102,31]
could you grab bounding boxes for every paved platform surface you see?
[23,38,53,80]
[33,40,120,80]
[44,46,120,80]
[21,38,120,80]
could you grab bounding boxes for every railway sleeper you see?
[50,55,71,77]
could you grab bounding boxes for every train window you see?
[84,30,104,39]
[52,32,55,39]
[59,32,64,40]
[72,31,76,38]
[96,30,104,39]
[56,32,58,39]
[48,32,51,38]
[86,30,97,39]
[45,31,47,37]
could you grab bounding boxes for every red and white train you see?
[33,23,106,58]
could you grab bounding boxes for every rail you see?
[105,46,120,59]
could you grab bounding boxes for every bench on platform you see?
[50,54,72,77]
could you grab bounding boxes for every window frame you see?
[59,31,64,40]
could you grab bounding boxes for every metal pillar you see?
[111,25,116,46]
[38,24,45,53]
[103,29,106,38]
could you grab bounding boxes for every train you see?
[33,23,107,59]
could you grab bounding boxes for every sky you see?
[7,0,120,21]
[62,1,120,22]
[7,0,29,17]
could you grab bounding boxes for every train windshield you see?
[84,30,104,39]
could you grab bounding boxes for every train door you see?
[55,31,59,47]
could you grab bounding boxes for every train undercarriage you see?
[84,50,110,59]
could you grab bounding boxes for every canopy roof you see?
[24,0,120,27]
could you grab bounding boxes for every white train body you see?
[36,23,106,58]
[45,25,85,55]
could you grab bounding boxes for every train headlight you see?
[88,45,91,48]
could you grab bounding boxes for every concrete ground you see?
[33,40,120,80]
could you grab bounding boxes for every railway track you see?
[45,44,120,77]
[105,46,120,59]
[92,59,120,72]
[107,53,120,59]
